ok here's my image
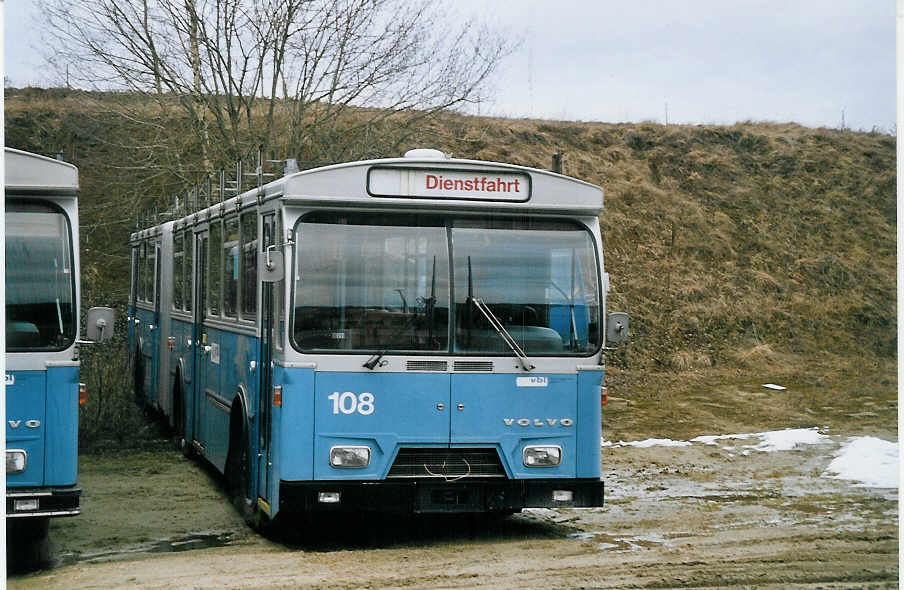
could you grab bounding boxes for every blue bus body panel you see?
[452,373,577,478]
[576,369,603,478]
[44,365,79,486]
[6,371,47,487]
[276,366,315,481]
[197,326,258,472]
[274,369,599,483]
[450,373,577,478]
[311,372,451,480]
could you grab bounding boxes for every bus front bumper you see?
[278,478,603,514]
[6,486,81,518]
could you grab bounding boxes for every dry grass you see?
[5,89,897,408]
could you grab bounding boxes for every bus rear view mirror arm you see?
[259,249,284,282]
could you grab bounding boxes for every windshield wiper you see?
[471,296,534,372]
[363,287,426,370]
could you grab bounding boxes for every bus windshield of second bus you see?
[292,212,601,356]
[5,200,76,351]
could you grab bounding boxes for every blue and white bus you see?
[5,148,113,565]
[130,149,627,529]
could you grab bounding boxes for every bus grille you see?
[387,448,506,479]
[452,361,494,372]
[406,360,448,372]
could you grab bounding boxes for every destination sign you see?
[368,167,531,201]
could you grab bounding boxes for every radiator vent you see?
[453,361,494,372]
[406,360,448,372]
[387,448,506,479]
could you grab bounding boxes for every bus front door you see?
[191,231,209,454]
[257,213,276,509]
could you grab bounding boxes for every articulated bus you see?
[5,148,113,565]
[129,148,627,529]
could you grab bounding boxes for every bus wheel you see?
[7,517,50,573]
[226,411,254,525]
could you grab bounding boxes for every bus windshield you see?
[293,213,600,356]
[5,201,76,351]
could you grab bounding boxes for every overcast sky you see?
[4,0,896,132]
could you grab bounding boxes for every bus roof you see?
[133,152,604,239]
[5,148,78,195]
[271,153,603,215]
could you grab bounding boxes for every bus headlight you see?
[522,445,562,467]
[6,450,27,474]
[329,446,370,468]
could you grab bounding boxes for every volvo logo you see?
[503,418,574,427]
[8,420,41,429]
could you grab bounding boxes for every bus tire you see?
[6,517,50,573]
[226,408,254,525]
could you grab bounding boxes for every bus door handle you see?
[436,403,445,411]
[203,345,212,355]
[249,361,257,373]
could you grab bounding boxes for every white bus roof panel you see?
[275,156,603,215]
[133,154,604,241]
[5,147,79,194]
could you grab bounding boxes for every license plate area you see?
[414,485,482,513]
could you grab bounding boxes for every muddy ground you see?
[7,377,899,589]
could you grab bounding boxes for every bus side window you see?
[145,240,154,303]
[139,241,149,303]
[223,216,239,318]
[173,231,184,310]
[154,240,162,307]
[209,219,222,317]
[240,211,257,321]
[131,246,139,307]
[184,229,193,313]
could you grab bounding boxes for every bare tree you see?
[38,0,512,176]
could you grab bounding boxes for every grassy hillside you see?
[5,88,896,438]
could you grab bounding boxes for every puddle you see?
[54,532,234,568]
[566,531,670,552]
[157,532,233,553]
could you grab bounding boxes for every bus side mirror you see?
[606,312,629,344]
[86,307,116,343]
[259,249,284,283]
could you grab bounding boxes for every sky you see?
[3,0,896,132]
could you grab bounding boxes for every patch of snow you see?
[691,433,758,446]
[602,438,692,448]
[749,428,830,451]
[617,438,692,448]
[762,383,786,390]
[605,428,830,452]
[824,436,899,488]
